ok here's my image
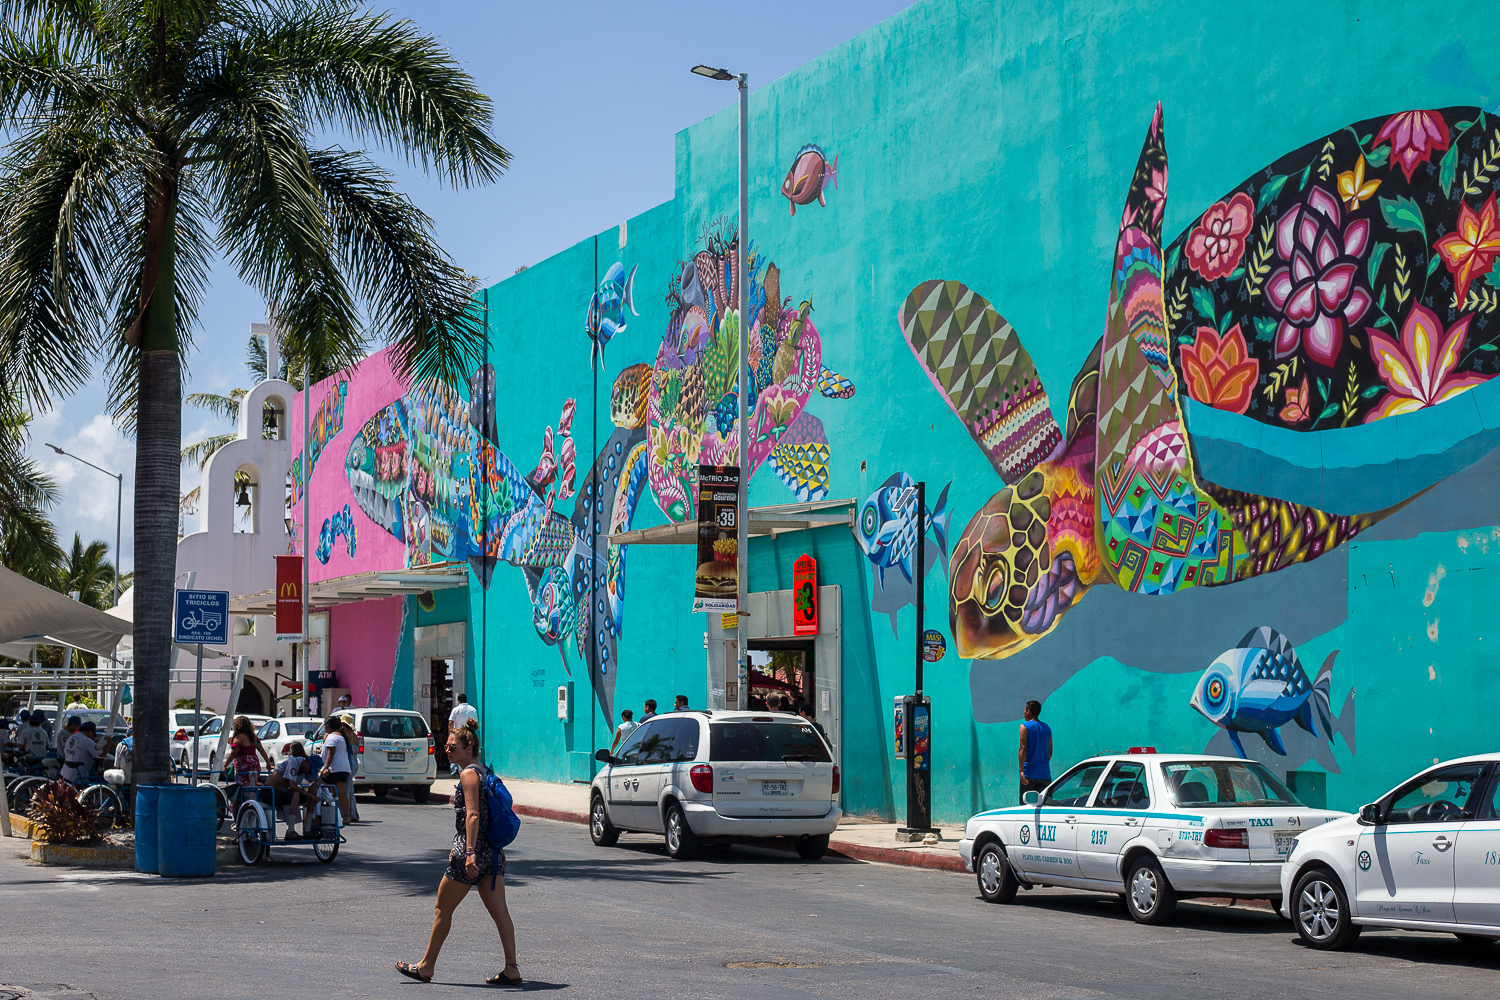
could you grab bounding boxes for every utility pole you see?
[898,481,936,841]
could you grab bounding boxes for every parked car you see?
[169,709,215,762]
[257,717,323,764]
[184,714,273,772]
[588,710,841,860]
[310,708,437,801]
[959,750,1346,924]
[1281,753,1500,949]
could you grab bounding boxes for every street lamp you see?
[692,62,750,710]
[46,443,124,611]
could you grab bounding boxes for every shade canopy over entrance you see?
[607,499,856,546]
[228,560,470,614]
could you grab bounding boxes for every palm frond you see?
[185,387,244,421]
[180,430,233,470]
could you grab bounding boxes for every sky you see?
[25,0,914,576]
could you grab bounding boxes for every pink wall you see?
[289,348,409,583]
[329,595,404,708]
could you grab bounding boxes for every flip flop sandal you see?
[485,964,522,985]
[395,961,432,983]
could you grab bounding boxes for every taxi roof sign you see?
[1128,746,1158,754]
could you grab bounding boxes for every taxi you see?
[958,750,1346,924]
[1281,753,1500,949]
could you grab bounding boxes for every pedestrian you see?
[1018,700,1052,804]
[610,709,637,753]
[797,703,826,737]
[395,719,521,986]
[336,693,352,711]
[320,714,355,822]
[337,713,362,821]
[449,694,477,729]
[226,715,274,786]
[640,699,657,722]
[673,694,689,712]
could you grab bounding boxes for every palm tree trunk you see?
[131,186,181,795]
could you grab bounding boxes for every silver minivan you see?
[589,710,841,860]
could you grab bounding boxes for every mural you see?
[856,472,952,635]
[781,144,838,215]
[647,223,857,522]
[586,261,638,369]
[1189,626,1354,761]
[1165,107,1500,429]
[897,106,1486,661]
[316,504,356,564]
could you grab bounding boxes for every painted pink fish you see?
[781,143,838,214]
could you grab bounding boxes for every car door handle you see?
[1433,835,1452,852]
[1065,816,1076,824]
[1124,818,1139,826]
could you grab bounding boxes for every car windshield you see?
[1163,760,1301,807]
[359,714,429,739]
[709,721,831,762]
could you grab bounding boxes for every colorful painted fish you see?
[856,473,951,590]
[1190,626,1338,759]
[781,144,837,215]
[586,261,638,368]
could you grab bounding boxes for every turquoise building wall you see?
[470,0,1500,822]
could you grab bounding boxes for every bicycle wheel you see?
[210,783,231,833]
[78,784,123,831]
[11,776,44,814]
[313,836,339,863]
[235,801,269,865]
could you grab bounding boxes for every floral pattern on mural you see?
[1165,106,1500,430]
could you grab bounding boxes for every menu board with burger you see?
[693,464,740,613]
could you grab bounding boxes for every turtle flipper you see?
[898,280,1063,484]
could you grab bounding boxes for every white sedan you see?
[959,751,1345,923]
[257,717,323,764]
[1281,752,1500,949]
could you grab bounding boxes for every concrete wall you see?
[450,0,1500,821]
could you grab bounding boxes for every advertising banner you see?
[793,554,818,636]
[692,465,740,613]
[275,554,304,642]
[922,628,947,662]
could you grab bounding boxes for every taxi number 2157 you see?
[1091,830,1108,846]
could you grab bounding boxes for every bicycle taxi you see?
[226,766,346,864]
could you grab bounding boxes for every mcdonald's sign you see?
[275,554,304,641]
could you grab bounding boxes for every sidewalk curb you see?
[513,802,965,871]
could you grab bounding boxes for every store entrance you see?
[748,639,815,717]
[429,658,453,770]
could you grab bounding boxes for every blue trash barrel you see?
[157,785,217,877]
[134,785,161,874]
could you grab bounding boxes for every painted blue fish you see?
[586,261,638,368]
[857,473,950,590]
[1190,626,1336,758]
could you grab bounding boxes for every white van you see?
[589,710,841,860]
[312,708,438,801]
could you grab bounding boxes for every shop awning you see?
[227,560,470,614]
[608,498,856,546]
[0,565,132,658]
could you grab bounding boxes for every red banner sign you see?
[793,554,818,636]
[275,555,304,642]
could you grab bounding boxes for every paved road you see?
[3,799,1497,999]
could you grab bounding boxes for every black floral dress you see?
[445,763,501,886]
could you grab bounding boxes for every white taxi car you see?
[256,717,323,764]
[310,709,438,801]
[959,750,1345,923]
[589,710,841,860]
[1281,753,1500,949]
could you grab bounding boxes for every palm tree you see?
[0,0,509,790]
[0,403,64,583]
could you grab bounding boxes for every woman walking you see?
[319,715,355,822]
[396,719,520,985]
[225,716,274,786]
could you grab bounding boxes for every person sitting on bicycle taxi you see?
[226,715,275,786]
[12,710,50,765]
[61,721,109,782]
[268,744,321,838]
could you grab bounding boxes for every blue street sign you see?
[174,589,230,645]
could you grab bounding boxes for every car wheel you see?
[590,794,620,846]
[1455,933,1496,946]
[976,841,1019,903]
[1124,855,1178,925]
[410,785,430,804]
[663,802,699,860]
[371,785,389,799]
[795,834,830,860]
[1293,869,1361,950]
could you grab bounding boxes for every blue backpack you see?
[481,768,520,886]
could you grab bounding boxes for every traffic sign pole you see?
[192,642,203,787]
[899,481,937,839]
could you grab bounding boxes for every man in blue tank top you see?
[1018,700,1052,804]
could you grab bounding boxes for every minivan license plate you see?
[387,752,406,762]
[1274,831,1296,857]
[762,781,789,795]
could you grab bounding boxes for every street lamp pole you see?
[693,63,751,709]
[46,444,124,611]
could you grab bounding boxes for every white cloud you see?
[29,407,136,572]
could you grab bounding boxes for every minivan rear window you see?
[283,721,319,736]
[709,722,831,762]
[359,714,430,739]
